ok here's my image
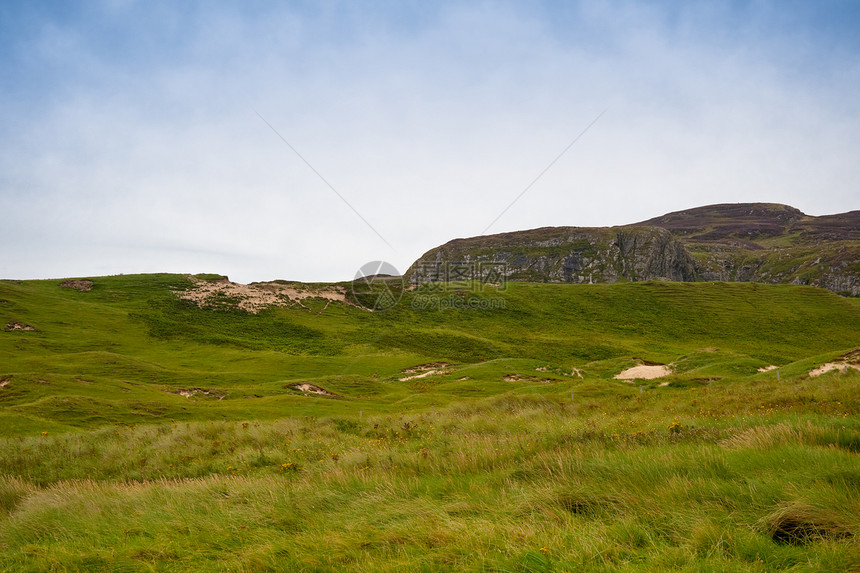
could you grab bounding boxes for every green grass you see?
[1,274,859,571]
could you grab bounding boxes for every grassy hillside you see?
[1,274,859,571]
[2,274,858,433]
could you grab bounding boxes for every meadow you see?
[1,274,859,571]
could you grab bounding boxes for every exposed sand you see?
[757,365,778,372]
[809,363,860,377]
[175,388,224,400]
[401,362,450,374]
[809,349,860,377]
[614,364,673,380]
[175,276,351,314]
[400,369,445,381]
[399,362,451,381]
[291,383,337,396]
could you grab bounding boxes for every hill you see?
[406,203,860,295]
[1,273,859,433]
[1,274,859,431]
[1,274,859,571]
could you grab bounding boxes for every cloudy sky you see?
[2,1,859,282]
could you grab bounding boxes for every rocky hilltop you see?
[406,203,860,295]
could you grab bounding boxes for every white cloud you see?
[2,1,859,282]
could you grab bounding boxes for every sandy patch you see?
[290,383,338,397]
[400,369,445,381]
[809,363,860,377]
[175,276,352,314]
[59,279,93,291]
[809,349,860,377]
[399,362,451,381]
[5,321,36,331]
[401,362,450,374]
[757,365,778,372]
[614,364,673,380]
[174,388,225,400]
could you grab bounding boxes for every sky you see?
[2,0,859,283]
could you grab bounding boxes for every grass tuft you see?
[762,501,855,545]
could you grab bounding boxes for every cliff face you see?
[406,203,860,295]
[409,226,698,285]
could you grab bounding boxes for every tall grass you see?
[2,382,859,572]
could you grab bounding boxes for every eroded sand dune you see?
[614,364,672,380]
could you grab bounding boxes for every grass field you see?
[1,274,859,571]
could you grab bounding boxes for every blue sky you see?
[2,0,859,282]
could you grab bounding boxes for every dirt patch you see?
[399,370,446,381]
[289,383,339,397]
[59,279,94,291]
[841,348,860,362]
[5,321,36,331]
[174,388,225,400]
[809,349,860,377]
[758,365,778,372]
[0,376,10,388]
[175,276,352,314]
[399,362,452,381]
[809,363,860,377]
[401,362,450,374]
[614,364,673,380]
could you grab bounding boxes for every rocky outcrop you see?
[407,226,698,285]
[406,203,860,295]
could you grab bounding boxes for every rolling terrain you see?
[1,273,859,571]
